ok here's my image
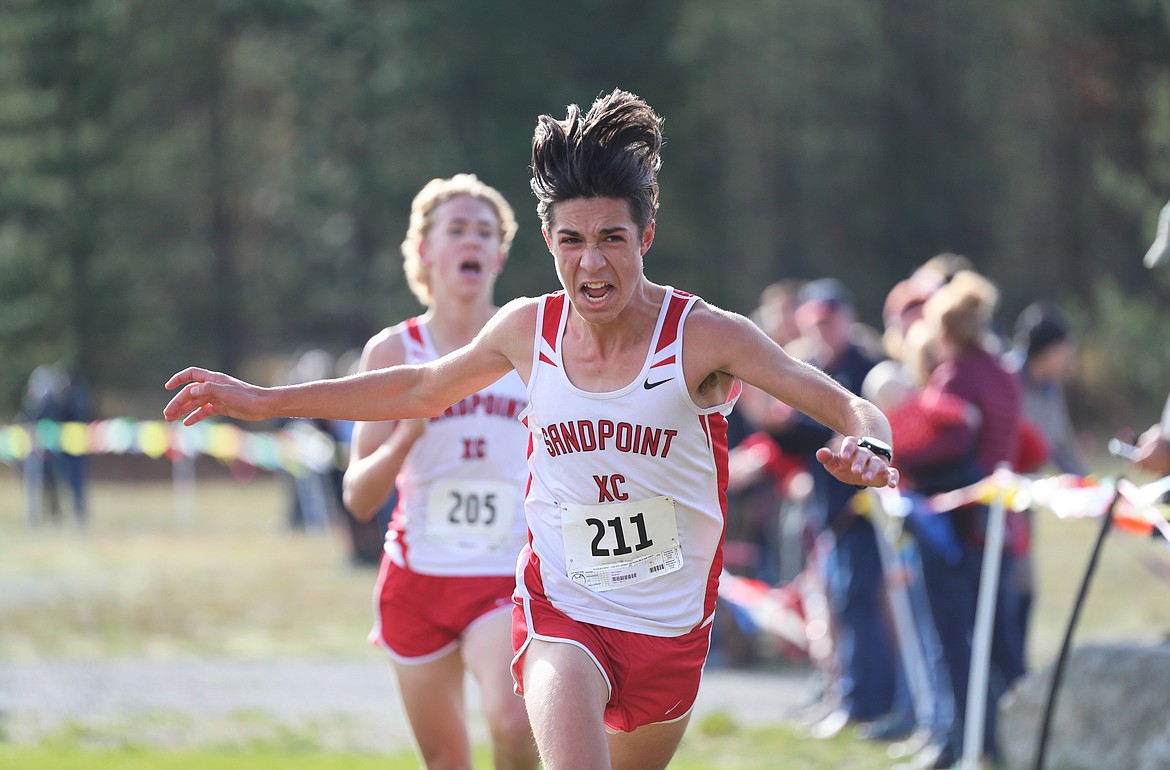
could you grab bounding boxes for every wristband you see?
[858,436,893,462]
[853,437,893,489]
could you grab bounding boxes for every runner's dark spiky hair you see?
[530,88,663,233]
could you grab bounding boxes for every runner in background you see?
[341,174,537,770]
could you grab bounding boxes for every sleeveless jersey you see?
[518,289,741,637]
[385,317,530,576]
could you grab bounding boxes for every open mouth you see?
[581,282,612,303]
[459,260,483,276]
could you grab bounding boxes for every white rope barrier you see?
[642,469,1169,763]
[961,469,1008,770]
[871,468,1168,767]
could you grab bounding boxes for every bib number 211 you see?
[586,513,653,556]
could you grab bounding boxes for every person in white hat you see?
[1132,200,1170,475]
[1144,199,1170,269]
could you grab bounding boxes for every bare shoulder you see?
[682,300,762,366]
[494,295,541,326]
[681,297,809,391]
[482,296,541,378]
[684,299,753,335]
[485,296,540,342]
[360,325,408,372]
[673,299,763,402]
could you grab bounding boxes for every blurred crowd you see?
[14,236,1165,769]
[716,253,1092,770]
[19,360,92,527]
[274,346,393,566]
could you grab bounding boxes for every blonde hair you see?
[401,174,518,306]
[910,252,974,295]
[922,270,999,356]
[901,320,940,387]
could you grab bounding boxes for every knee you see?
[416,746,473,770]
[489,701,534,742]
[485,697,536,753]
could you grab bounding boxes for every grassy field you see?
[2,460,1168,769]
[0,722,901,770]
[0,731,898,770]
[0,465,374,661]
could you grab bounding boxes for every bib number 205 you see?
[445,489,497,526]
[426,480,515,553]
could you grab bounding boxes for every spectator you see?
[1006,302,1088,476]
[898,268,1023,770]
[772,278,899,741]
[1132,199,1170,478]
[278,348,344,533]
[725,279,810,586]
[1134,396,1170,478]
[20,361,91,527]
[861,351,978,756]
[881,279,933,365]
[1004,301,1090,680]
[908,253,974,300]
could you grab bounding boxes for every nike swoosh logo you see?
[643,378,672,390]
[664,698,685,715]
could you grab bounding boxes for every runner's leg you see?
[462,608,539,770]
[521,638,610,770]
[393,649,472,770]
[608,714,691,770]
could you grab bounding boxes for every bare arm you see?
[339,327,423,522]
[163,298,538,427]
[1134,423,1170,477]
[684,303,898,489]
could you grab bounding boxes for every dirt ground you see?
[0,657,821,752]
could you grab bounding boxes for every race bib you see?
[426,479,516,553]
[560,495,683,592]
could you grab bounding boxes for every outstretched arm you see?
[1134,423,1170,477]
[684,303,898,489]
[163,298,536,426]
[340,326,423,522]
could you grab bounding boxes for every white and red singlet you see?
[384,316,530,577]
[517,289,740,638]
